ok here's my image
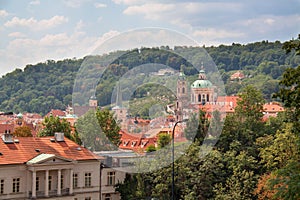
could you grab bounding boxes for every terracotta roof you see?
[0,136,100,165]
[263,102,284,112]
[0,124,15,134]
[119,130,157,152]
[230,71,245,80]
[45,109,66,118]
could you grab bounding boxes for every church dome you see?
[191,79,213,88]
[191,69,213,88]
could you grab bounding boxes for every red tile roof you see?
[263,102,284,113]
[230,71,245,80]
[0,136,100,165]
[119,130,157,152]
[45,109,66,118]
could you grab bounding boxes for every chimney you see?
[2,130,14,144]
[54,132,64,142]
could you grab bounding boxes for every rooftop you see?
[0,136,101,165]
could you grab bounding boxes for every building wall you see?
[101,167,125,200]
[0,160,101,200]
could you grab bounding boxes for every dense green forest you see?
[0,40,298,115]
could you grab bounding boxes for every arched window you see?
[182,87,185,94]
[198,94,201,102]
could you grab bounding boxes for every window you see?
[36,177,39,191]
[107,172,115,186]
[12,178,20,193]
[182,87,185,94]
[61,175,64,189]
[48,176,52,191]
[73,173,78,188]
[84,173,91,187]
[0,179,4,194]
[105,194,111,200]
[85,197,91,200]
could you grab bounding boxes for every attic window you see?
[0,152,3,156]
[123,141,129,146]
[131,141,137,147]
[50,138,55,142]
[76,147,81,151]
[35,149,40,152]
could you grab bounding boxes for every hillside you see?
[0,40,298,115]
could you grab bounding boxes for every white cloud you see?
[123,2,243,26]
[75,20,85,31]
[63,0,91,8]
[236,14,300,35]
[94,3,107,8]
[0,10,9,17]
[193,28,245,40]
[2,31,95,75]
[112,0,145,5]
[8,32,27,38]
[29,0,40,5]
[4,15,68,31]
[124,3,175,20]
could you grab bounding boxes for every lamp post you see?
[172,119,187,200]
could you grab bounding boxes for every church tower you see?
[175,65,189,121]
[190,66,215,105]
[89,95,98,107]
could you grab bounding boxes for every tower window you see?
[198,94,201,102]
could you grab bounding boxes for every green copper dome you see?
[191,69,213,88]
[191,79,213,88]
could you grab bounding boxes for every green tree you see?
[184,110,209,143]
[96,108,121,147]
[13,126,33,137]
[76,109,112,151]
[267,34,300,200]
[38,115,71,137]
[214,149,258,200]
[157,133,171,149]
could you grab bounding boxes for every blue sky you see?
[0,0,299,76]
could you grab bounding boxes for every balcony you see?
[29,188,70,198]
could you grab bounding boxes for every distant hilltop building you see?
[230,71,245,81]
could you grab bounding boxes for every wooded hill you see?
[0,40,298,115]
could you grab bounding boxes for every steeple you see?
[115,81,122,108]
[198,62,207,80]
[179,65,186,80]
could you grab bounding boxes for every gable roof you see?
[27,153,74,165]
[0,136,101,165]
[45,109,66,118]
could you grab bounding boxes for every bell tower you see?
[176,65,189,121]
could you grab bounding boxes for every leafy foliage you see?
[13,126,33,137]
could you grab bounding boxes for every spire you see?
[179,65,185,80]
[116,81,122,107]
[198,62,207,80]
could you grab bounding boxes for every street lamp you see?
[172,119,188,200]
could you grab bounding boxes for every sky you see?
[0,0,299,76]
